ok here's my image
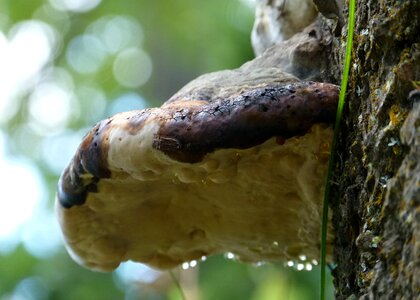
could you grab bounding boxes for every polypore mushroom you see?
[56,20,339,272]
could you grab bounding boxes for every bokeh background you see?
[0,0,334,299]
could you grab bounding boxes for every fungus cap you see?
[56,75,338,271]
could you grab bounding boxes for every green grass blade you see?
[320,0,356,299]
[169,269,187,300]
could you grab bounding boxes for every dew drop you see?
[253,261,265,267]
[181,262,189,270]
[387,138,399,146]
[379,176,389,188]
[305,263,313,271]
[225,252,235,260]
[298,254,307,261]
[287,261,294,267]
[189,260,197,268]
[312,259,318,266]
[297,263,305,271]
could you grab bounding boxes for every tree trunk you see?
[329,1,420,299]
[253,0,419,298]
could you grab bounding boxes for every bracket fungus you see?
[56,19,339,272]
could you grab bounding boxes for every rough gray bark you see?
[253,0,419,299]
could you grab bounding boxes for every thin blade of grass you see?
[320,0,356,299]
[169,269,187,300]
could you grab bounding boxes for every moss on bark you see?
[328,1,420,298]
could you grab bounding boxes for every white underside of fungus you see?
[58,120,333,271]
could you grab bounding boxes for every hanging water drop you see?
[298,254,307,261]
[189,260,198,268]
[181,262,189,270]
[224,252,235,260]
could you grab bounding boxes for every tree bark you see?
[329,1,420,299]
[253,0,419,298]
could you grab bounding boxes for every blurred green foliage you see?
[0,0,334,299]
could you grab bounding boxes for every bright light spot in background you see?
[49,0,102,13]
[239,0,256,8]
[66,34,107,74]
[87,15,144,54]
[7,21,55,82]
[7,277,49,300]
[108,92,147,116]
[33,3,71,35]
[41,130,85,174]
[28,82,74,135]
[0,20,56,124]
[0,10,155,286]
[113,47,152,88]
[21,211,62,259]
[74,85,107,123]
[0,133,45,254]
[115,261,162,284]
